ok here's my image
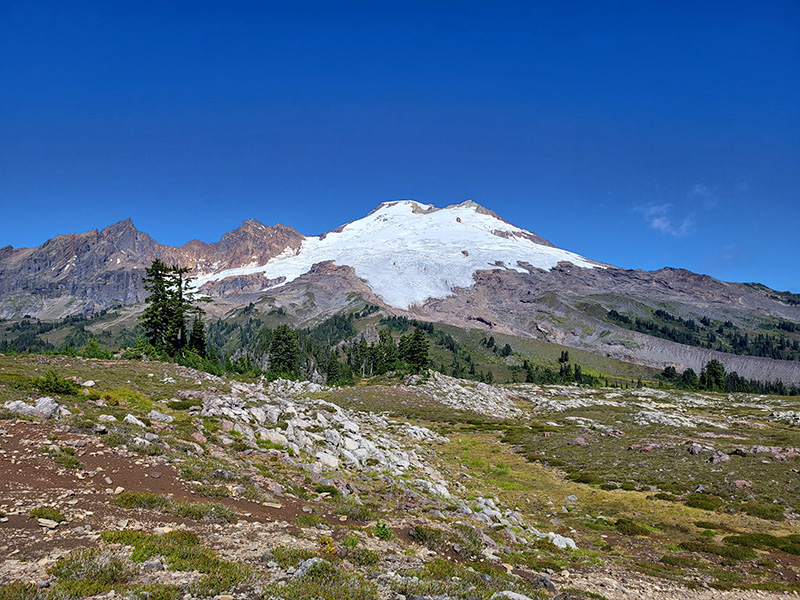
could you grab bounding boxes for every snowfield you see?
[194,200,603,309]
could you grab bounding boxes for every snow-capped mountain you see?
[193,200,604,309]
[2,199,800,383]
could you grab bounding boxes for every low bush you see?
[679,541,757,560]
[295,514,324,528]
[194,484,231,498]
[374,522,393,541]
[34,369,78,395]
[166,399,201,410]
[269,546,317,568]
[685,493,724,511]
[101,529,250,596]
[261,560,380,600]
[113,492,171,510]
[333,501,374,522]
[615,518,652,537]
[169,501,236,523]
[660,555,703,568]
[737,503,785,521]
[48,548,131,597]
[409,525,449,552]
[29,506,65,522]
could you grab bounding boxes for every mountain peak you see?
[101,218,138,235]
[196,200,600,309]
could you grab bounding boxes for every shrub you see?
[314,484,341,497]
[269,546,316,568]
[130,441,164,456]
[333,501,373,522]
[34,369,78,395]
[685,493,724,511]
[0,583,41,600]
[169,501,236,523]
[113,492,171,510]
[261,561,380,600]
[374,522,393,541]
[738,503,785,521]
[679,541,757,560]
[49,446,81,470]
[29,506,65,522]
[409,525,449,552]
[48,548,132,596]
[567,472,603,485]
[101,529,250,596]
[294,514,324,528]
[348,547,380,566]
[615,518,651,537]
[695,520,723,530]
[194,484,231,498]
[166,399,201,410]
[660,555,703,568]
[652,492,679,502]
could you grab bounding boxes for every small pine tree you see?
[188,313,207,357]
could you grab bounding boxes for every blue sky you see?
[1,1,799,291]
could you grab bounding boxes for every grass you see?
[101,529,251,596]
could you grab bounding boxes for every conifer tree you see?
[268,325,300,378]
[141,259,176,353]
[141,259,207,357]
[188,312,207,357]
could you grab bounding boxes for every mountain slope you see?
[194,200,604,309]
[0,218,303,319]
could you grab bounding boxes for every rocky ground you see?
[1,354,799,600]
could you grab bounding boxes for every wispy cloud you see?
[703,243,748,274]
[636,203,695,237]
[688,183,719,210]
[689,184,712,198]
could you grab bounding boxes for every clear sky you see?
[1,1,799,292]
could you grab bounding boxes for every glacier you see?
[193,200,603,309]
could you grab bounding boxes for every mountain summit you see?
[194,200,603,309]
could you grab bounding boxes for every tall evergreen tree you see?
[405,327,429,373]
[268,325,300,378]
[141,259,207,357]
[375,329,398,374]
[141,259,176,353]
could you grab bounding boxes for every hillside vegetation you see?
[1,353,799,599]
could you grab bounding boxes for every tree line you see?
[608,309,800,362]
[660,359,800,396]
